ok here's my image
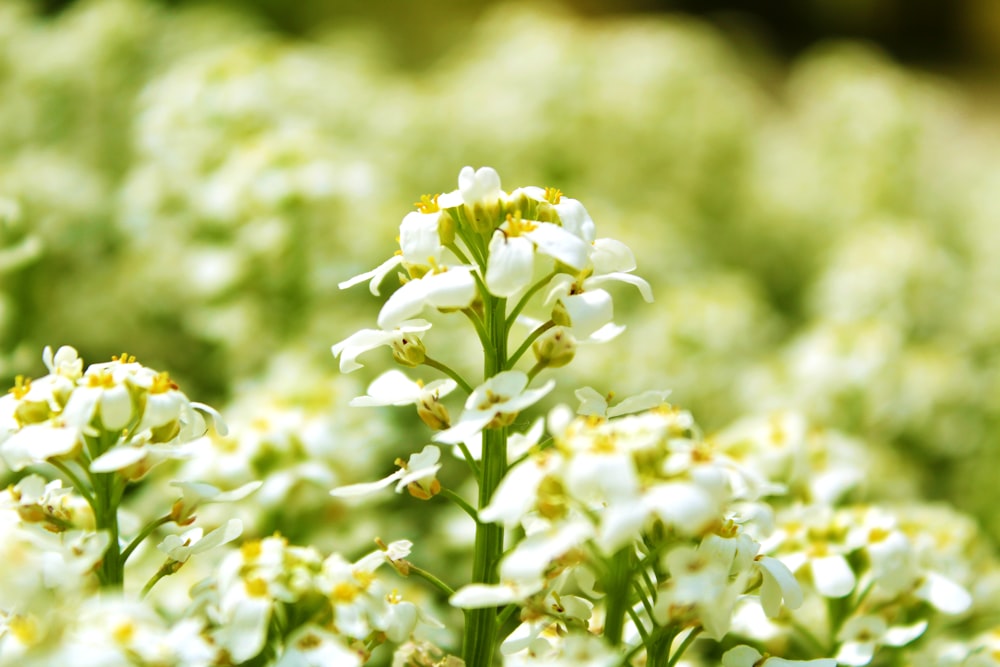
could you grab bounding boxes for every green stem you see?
[604,546,635,646]
[94,470,123,588]
[439,487,479,522]
[463,291,509,667]
[505,271,557,328]
[422,355,475,395]
[121,514,173,564]
[507,320,555,369]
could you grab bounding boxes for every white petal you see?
[91,446,146,472]
[524,222,590,271]
[758,556,803,616]
[399,210,443,265]
[606,389,672,418]
[432,412,494,445]
[835,640,877,666]
[575,386,609,416]
[349,370,421,407]
[562,290,614,338]
[338,255,403,295]
[810,554,856,598]
[486,233,534,297]
[330,470,405,498]
[591,238,637,274]
[586,271,654,303]
[554,197,595,243]
[423,269,478,309]
[883,620,928,647]
[377,269,477,329]
[916,572,972,615]
[458,166,502,204]
[450,582,537,609]
[722,645,764,667]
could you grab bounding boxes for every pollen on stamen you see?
[112,352,136,364]
[544,187,563,204]
[8,375,31,399]
[414,194,441,214]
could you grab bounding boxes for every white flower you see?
[338,254,404,295]
[835,615,928,666]
[349,370,456,408]
[157,519,243,563]
[399,207,445,267]
[511,186,596,243]
[545,238,653,338]
[723,645,836,667]
[574,386,671,418]
[377,267,477,329]
[434,371,555,445]
[169,480,263,523]
[451,165,504,210]
[332,319,432,373]
[331,445,442,499]
[485,214,590,297]
[275,625,362,667]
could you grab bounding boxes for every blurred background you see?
[2,0,1000,553]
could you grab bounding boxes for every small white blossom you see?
[434,371,554,445]
[331,320,432,373]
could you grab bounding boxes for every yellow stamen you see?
[543,187,563,204]
[8,375,31,399]
[414,194,441,214]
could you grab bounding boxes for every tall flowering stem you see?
[333,165,654,664]
[465,291,509,666]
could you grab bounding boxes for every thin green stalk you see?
[406,562,456,597]
[455,440,481,479]
[507,320,555,369]
[121,514,173,564]
[461,308,492,352]
[626,605,651,644]
[505,271,557,328]
[422,356,475,395]
[446,242,473,267]
[48,458,95,508]
[667,627,702,667]
[439,487,479,522]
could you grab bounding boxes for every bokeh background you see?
[2,0,1000,555]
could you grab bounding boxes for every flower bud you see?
[551,300,572,327]
[417,398,450,431]
[532,327,575,369]
[438,210,456,246]
[392,335,426,367]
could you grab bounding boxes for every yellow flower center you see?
[544,187,563,204]
[8,375,31,400]
[150,371,179,394]
[414,194,441,214]
[504,212,537,238]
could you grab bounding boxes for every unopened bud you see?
[417,399,450,430]
[407,478,441,500]
[438,211,456,246]
[551,300,572,327]
[392,335,426,367]
[532,327,575,369]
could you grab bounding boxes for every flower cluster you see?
[0,346,220,478]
